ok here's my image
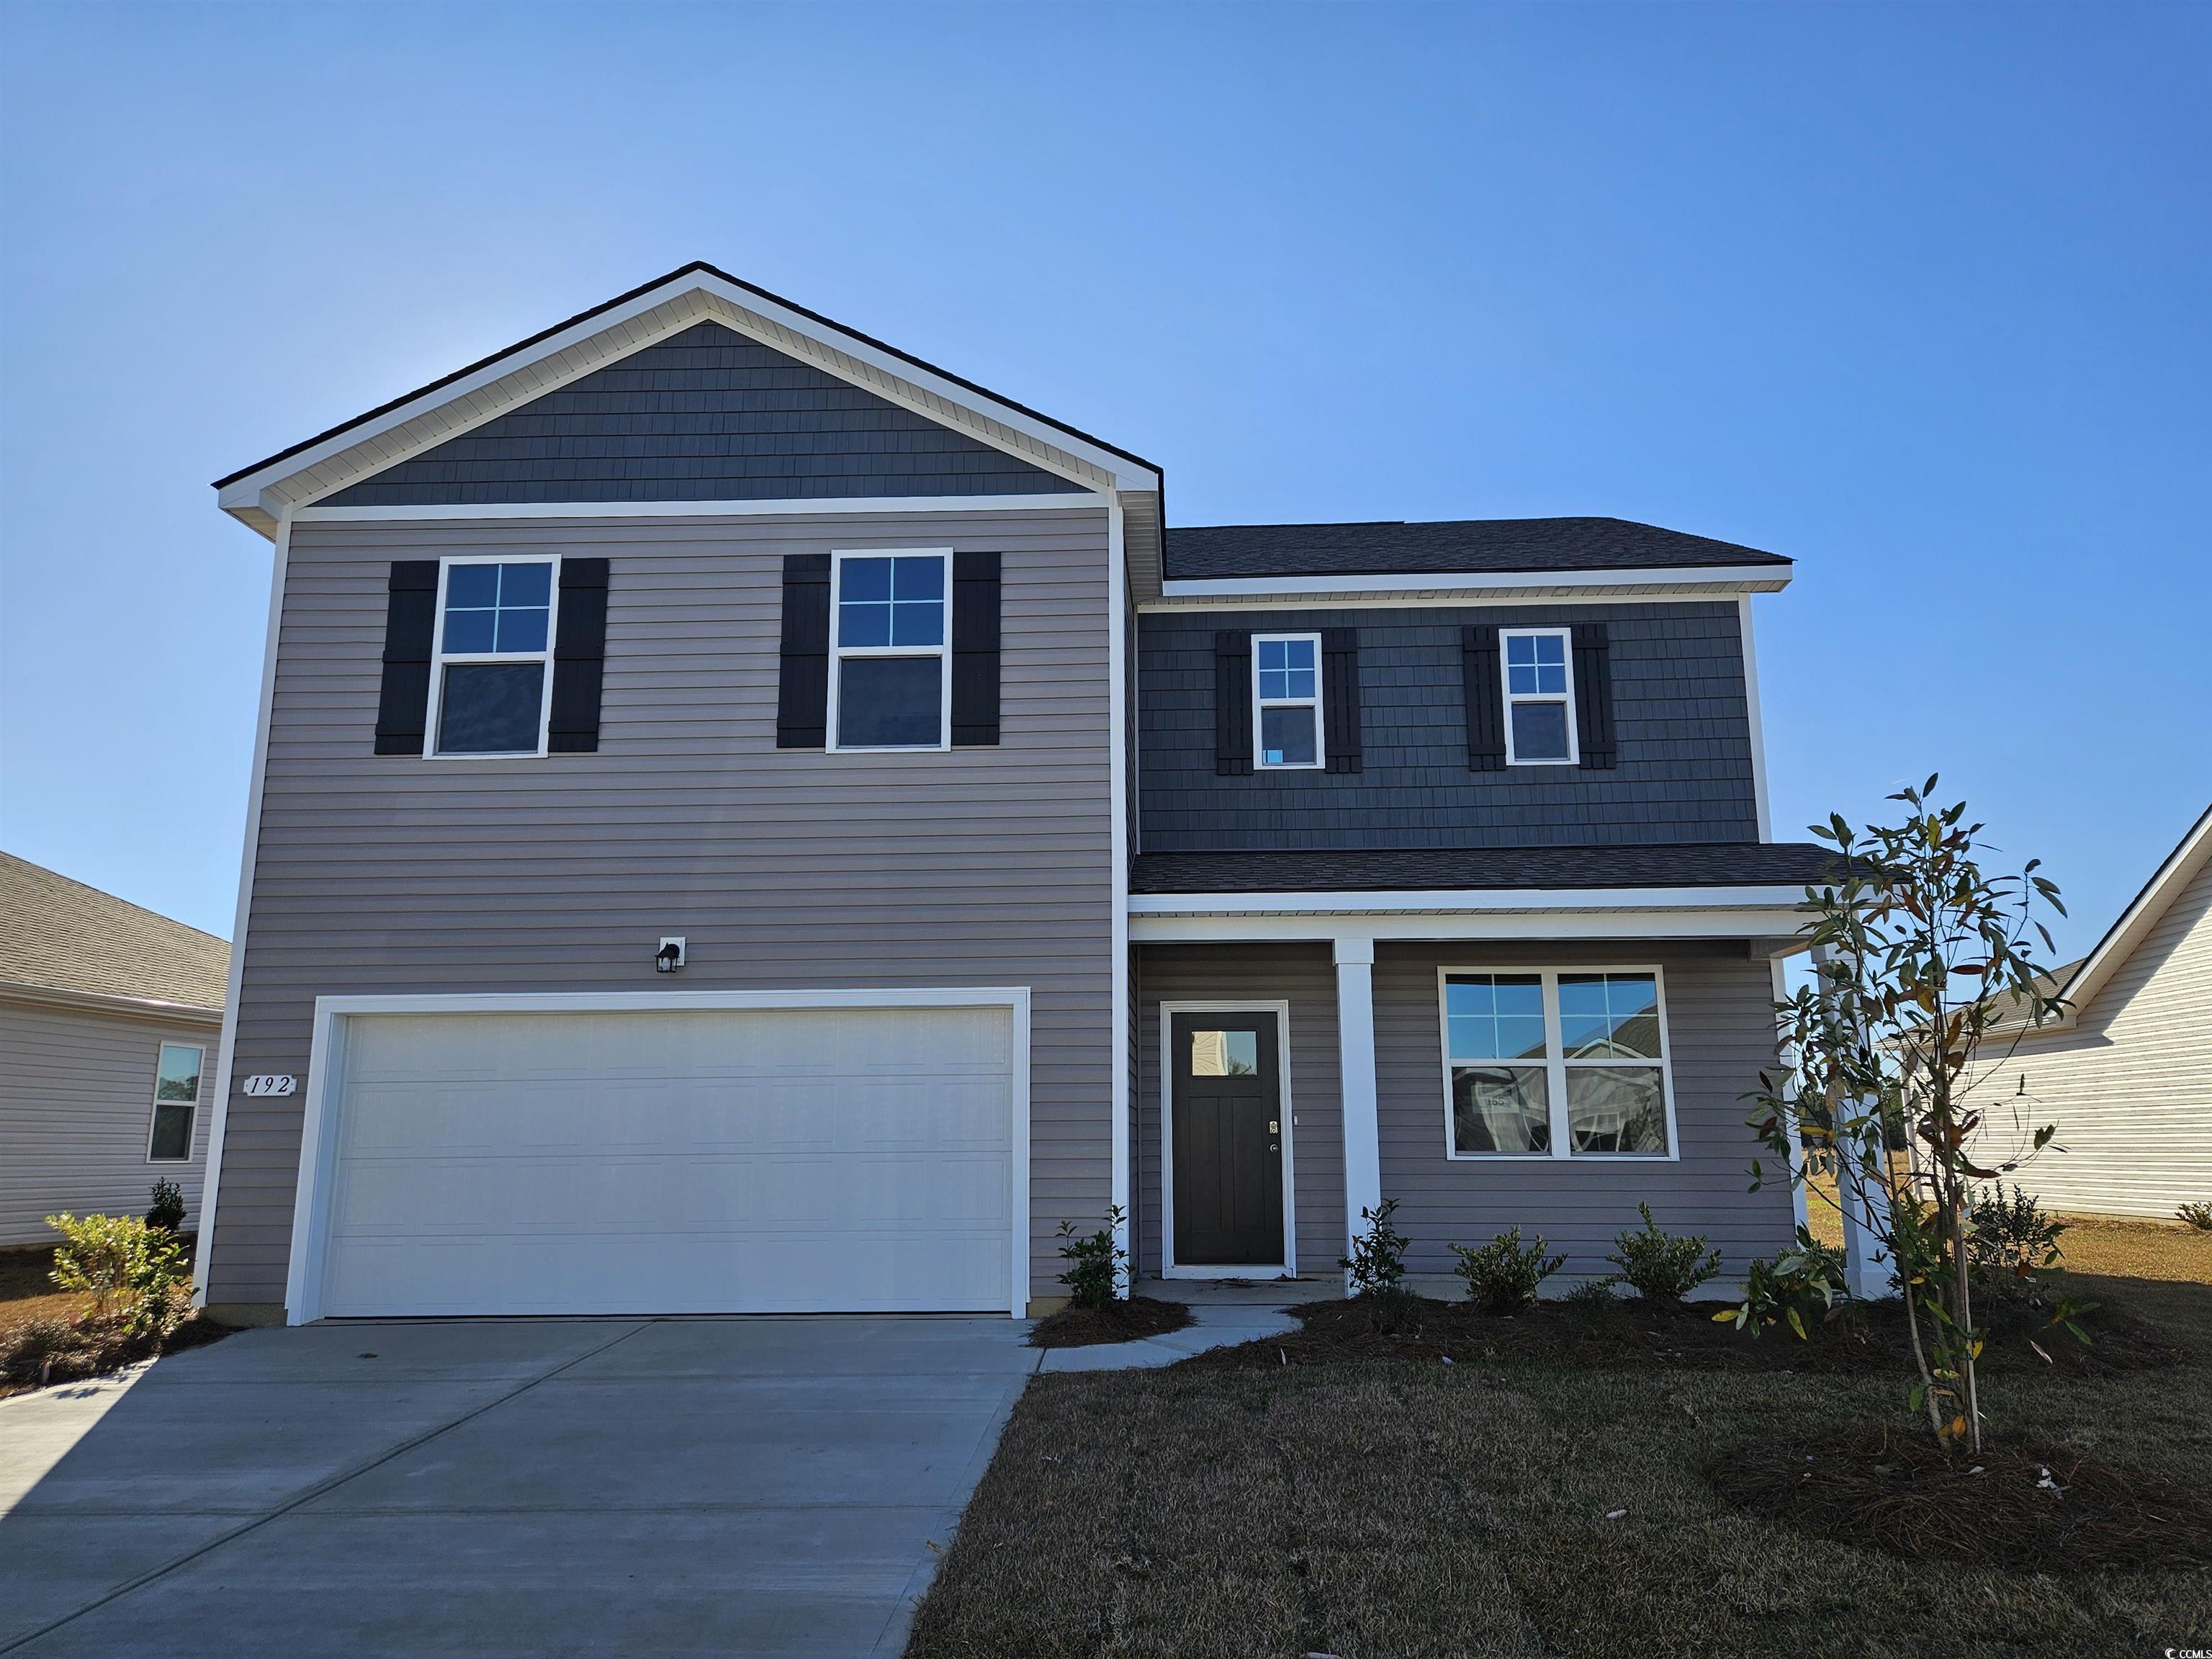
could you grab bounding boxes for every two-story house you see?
[194,264,1832,1324]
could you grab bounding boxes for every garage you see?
[287,995,1024,1320]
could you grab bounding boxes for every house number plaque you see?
[242,1075,297,1097]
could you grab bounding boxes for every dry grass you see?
[907,1277,2212,1658]
[1801,1176,2212,1283]
[0,1244,84,1331]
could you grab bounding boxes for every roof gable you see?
[2055,802,2212,1023]
[216,262,1158,536]
[320,321,1084,508]
[0,853,230,1013]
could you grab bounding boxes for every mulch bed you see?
[1708,1424,2212,1574]
[1182,1289,2176,1376]
[1028,1295,1192,1349]
[0,1310,235,1399]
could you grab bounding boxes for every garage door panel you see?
[315,1005,1016,1316]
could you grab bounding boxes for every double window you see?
[429,559,557,756]
[1501,627,1576,765]
[1253,633,1323,769]
[147,1042,203,1163]
[1439,968,1673,1159]
[829,551,951,750]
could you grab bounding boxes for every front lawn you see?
[907,1276,2212,1658]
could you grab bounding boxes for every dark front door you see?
[1171,1012,1285,1267]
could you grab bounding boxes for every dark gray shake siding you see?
[209,505,1114,1313]
[1138,602,1759,849]
[1373,941,1794,1277]
[1134,944,1344,1280]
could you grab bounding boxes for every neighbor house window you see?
[429,559,557,756]
[1440,969,1673,1158]
[830,551,950,750]
[1500,628,1576,764]
[147,1042,203,1162]
[1253,633,1323,768]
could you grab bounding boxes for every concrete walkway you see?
[1035,1303,1300,1371]
[0,1318,1038,1658]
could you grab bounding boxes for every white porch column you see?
[1809,943,1896,1299]
[1334,935,1382,1266]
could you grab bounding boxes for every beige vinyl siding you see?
[209,504,1115,1309]
[0,996,221,1245]
[1136,943,1344,1278]
[1374,940,1795,1279]
[1980,853,2212,1219]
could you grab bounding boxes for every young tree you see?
[1748,779,2067,1452]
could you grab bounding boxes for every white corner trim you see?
[1157,1000,1296,1278]
[1151,565,1793,605]
[293,493,1105,523]
[1107,498,1133,1287]
[192,511,292,1308]
[1739,594,1773,842]
[280,986,1035,1325]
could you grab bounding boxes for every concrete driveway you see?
[0,1317,1040,1657]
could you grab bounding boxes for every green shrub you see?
[1604,1202,1722,1303]
[1719,1228,1850,1340]
[146,1178,186,1233]
[1452,1228,1564,1315]
[2177,1201,2212,1233]
[1054,1205,1127,1310]
[1339,1200,1409,1299]
[1969,1182,2065,1300]
[45,1212,192,1340]
[1560,1277,1619,1314]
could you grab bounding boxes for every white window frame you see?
[1251,631,1325,770]
[826,548,953,754]
[1435,966,1678,1161]
[146,1040,205,1164]
[423,554,562,760]
[1499,626,1578,766]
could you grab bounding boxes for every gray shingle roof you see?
[0,853,230,1012]
[1164,517,1790,581]
[1130,842,1842,895]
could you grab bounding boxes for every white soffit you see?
[217,270,1156,537]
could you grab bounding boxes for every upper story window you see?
[147,1041,203,1162]
[430,559,557,756]
[1501,627,1576,765]
[1253,633,1323,768]
[830,551,950,750]
[1441,968,1673,1159]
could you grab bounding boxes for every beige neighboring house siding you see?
[1992,853,2212,1220]
[209,503,1117,1311]
[1,993,220,1245]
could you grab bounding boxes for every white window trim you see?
[146,1041,204,1163]
[423,554,562,760]
[1499,626,1578,766]
[1251,631,1325,770]
[826,548,954,754]
[1435,966,1678,1162]
[1158,1000,1298,1278]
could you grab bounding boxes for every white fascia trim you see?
[1151,565,1792,605]
[1130,903,1812,946]
[294,493,1105,523]
[1129,885,1812,917]
[221,274,1156,531]
[0,979,223,1025]
[1158,999,1296,1279]
[2047,802,2212,1026]
[1107,498,1133,1287]
[193,511,292,1308]
[281,986,1034,1326]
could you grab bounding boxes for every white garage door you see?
[311,1004,1015,1318]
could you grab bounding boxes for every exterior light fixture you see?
[655,938,686,974]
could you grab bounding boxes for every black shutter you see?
[1461,624,1505,771]
[775,554,832,749]
[950,551,1002,746]
[1573,621,1617,768]
[1213,631,1252,775]
[1321,626,1362,774]
[547,558,609,753]
[373,560,440,755]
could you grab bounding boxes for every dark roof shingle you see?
[1131,842,1841,895]
[1164,516,1789,581]
[0,853,230,1012]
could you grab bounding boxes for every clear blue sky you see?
[2,2,2205,960]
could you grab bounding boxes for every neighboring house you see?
[1979,805,2212,1220]
[197,262,1835,1325]
[0,853,230,1244]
